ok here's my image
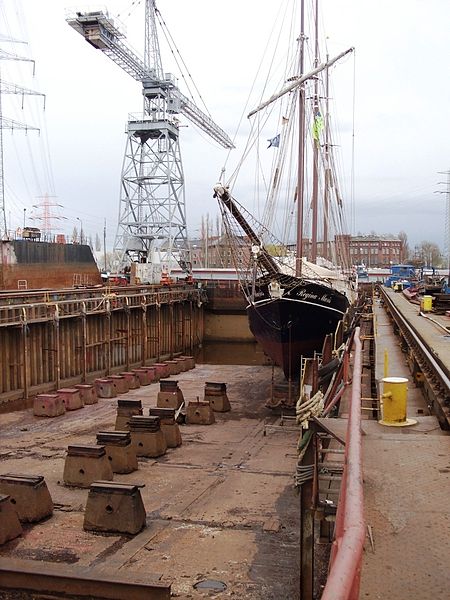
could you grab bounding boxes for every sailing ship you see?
[214,1,356,380]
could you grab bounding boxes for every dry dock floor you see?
[0,365,300,599]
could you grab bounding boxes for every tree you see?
[398,231,409,261]
[72,226,79,243]
[95,233,101,251]
[417,241,442,267]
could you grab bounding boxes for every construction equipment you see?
[66,3,233,280]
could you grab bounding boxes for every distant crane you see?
[67,1,233,281]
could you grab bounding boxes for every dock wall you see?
[0,286,205,409]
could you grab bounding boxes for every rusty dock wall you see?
[0,286,205,408]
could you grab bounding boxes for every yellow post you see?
[379,377,417,427]
[420,295,433,312]
[384,349,389,378]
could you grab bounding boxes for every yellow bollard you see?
[384,349,389,378]
[379,377,417,427]
[420,295,433,312]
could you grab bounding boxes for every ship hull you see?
[247,279,349,379]
[0,240,102,290]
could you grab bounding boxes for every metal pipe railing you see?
[321,328,365,600]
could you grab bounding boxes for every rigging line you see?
[155,11,199,113]
[155,8,210,117]
[25,134,44,198]
[222,0,292,175]
[351,49,356,235]
[116,0,143,20]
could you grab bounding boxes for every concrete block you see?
[84,481,146,535]
[0,474,53,523]
[63,445,113,488]
[157,380,184,409]
[133,368,152,386]
[205,382,231,413]
[57,388,84,411]
[180,355,195,370]
[75,384,98,405]
[153,363,170,379]
[110,375,130,395]
[120,372,140,389]
[129,416,167,458]
[95,378,116,399]
[0,494,22,545]
[186,400,215,425]
[33,394,65,418]
[115,399,143,431]
[165,360,181,375]
[149,408,182,448]
[96,431,138,474]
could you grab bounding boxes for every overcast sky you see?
[1,0,449,252]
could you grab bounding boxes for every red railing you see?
[321,328,365,600]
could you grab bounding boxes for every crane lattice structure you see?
[67,2,233,279]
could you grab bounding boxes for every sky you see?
[1,0,449,253]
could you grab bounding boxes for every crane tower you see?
[67,1,233,281]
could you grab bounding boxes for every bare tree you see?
[418,241,442,266]
[398,231,409,261]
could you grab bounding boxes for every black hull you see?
[247,279,349,380]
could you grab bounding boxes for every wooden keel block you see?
[33,393,65,418]
[63,445,113,488]
[57,388,84,411]
[83,481,146,535]
[0,494,22,545]
[0,474,53,523]
[95,378,116,399]
[75,384,98,405]
[96,431,138,474]
[186,400,215,425]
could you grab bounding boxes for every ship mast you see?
[323,55,330,260]
[311,0,319,264]
[295,0,306,277]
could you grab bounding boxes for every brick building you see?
[190,233,405,270]
[335,234,405,268]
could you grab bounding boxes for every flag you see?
[312,111,324,141]
[267,134,280,148]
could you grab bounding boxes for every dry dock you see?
[0,364,300,599]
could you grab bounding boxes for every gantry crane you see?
[67,1,233,281]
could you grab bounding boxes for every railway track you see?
[379,286,450,429]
